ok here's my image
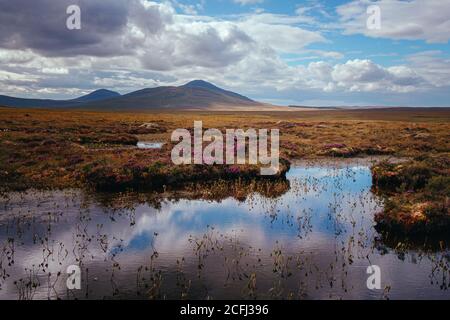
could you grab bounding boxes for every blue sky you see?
[0,0,449,106]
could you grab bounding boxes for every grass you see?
[0,108,295,192]
[372,155,449,236]
[0,107,448,236]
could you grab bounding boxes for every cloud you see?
[0,0,328,96]
[0,69,39,85]
[1,0,317,69]
[136,20,256,70]
[229,57,430,95]
[0,0,448,106]
[0,49,35,64]
[332,59,388,84]
[337,0,450,43]
[233,0,264,6]
[0,0,133,57]
[238,17,326,54]
[331,59,425,93]
[289,59,426,94]
[41,67,69,75]
[405,51,450,88]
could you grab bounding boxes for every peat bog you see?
[0,108,449,299]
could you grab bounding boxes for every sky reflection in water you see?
[0,162,448,300]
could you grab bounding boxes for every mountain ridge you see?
[73,89,121,102]
[0,81,262,110]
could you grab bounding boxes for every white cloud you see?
[337,0,450,43]
[329,59,426,93]
[0,49,34,64]
[41,67,69,75]
[0,69,39,83]
[0,0,330,97]
[0,0,448,106]
[233,0,264,6]
[405,51,450,87]
[170,0,203,15]
[332,59,388,83]
[238,18,326,54]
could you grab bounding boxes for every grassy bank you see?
[0,108,295,192]
[372,156,449,237]
[0,108,450,190]
[1,108,448,220]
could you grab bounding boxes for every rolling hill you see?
[0,89,121,108]
[72,89,121,103]
[0,81,266,110]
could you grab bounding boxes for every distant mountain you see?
[0,96,71,108]
[0,81,262,110]
[0,89,121,108]
[86,81,260,110]
[182,80,254,103]
[73,89,121,102]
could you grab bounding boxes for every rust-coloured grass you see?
[0,106,449,235]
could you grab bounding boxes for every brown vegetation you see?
[0,107,448,237]
[372,156,449,236]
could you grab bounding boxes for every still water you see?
[0,160,448,299]
[137,142,164,149]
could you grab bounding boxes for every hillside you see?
[0,81,265,110]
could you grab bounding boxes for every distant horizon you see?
[1,82,450,109]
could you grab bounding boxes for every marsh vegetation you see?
[0,108,448,299]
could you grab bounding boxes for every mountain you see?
[0,96,72,108]
[85,81,260,110]
[182,80,254,102]
[72,89,121,102]
[0,89,121,108]
[0,81,263,110]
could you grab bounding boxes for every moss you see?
[372,161,435,192]
[0,107,448,194]
[372,156,450,237]
[77,133,138,145]
[426,176,450,198]
[80,159,290,192]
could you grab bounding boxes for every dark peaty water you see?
[0,160,448,300]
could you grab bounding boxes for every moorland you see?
[0,106,449,238]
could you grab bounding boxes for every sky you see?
[0,0,449,107]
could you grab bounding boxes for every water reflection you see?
[137,142,164,149]
[0,161,448,300]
